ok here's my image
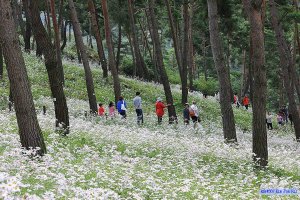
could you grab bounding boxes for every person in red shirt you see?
[242,95,250,110]
[98,103,105,117]
[155,97,166,124]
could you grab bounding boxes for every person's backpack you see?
[189,108,195,117]
[121,101,127,111]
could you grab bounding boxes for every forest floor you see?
[0,53,299,199]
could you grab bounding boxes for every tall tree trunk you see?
[207,0,237,143]
[60,20,68,51]
[201,33,208,81]
[101,0,121,103]
[45,0,52,39]
[15,0,26,42]
[50,0,64,84]
[87,0,108,78]
[188,5,194,90]
[36,39,43,57]
[181,0,189,104]
[127,32,136,76]
[116,24,122,72]
[148,0,177,122]
[0,45,3,79]
[29,0,70,133]
[293,26,300,101]
[128,0,149,80]
[138,18,153,62]
[23,0,32,52]
[58,0,64,32]
[164,0,182,76]
[269,0,300,140]
[145,8,159,82]
[243,0,268,167]
[0,0,46,155]
[68,0,98,113]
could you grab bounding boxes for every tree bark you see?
[87,0,108,78]
[116,23,122,72]
[50,0,64,84]
[148,0,177,122]
[68,0,98,114]
[60,20,68,51]
[0,44,3,79]
[207,0,237,143]
[101,0,121,103]
[45,0,52,39]
[127,32,136,76]
[243,0,268,167]
[164,0,182,76]
[128,0,149,80]
[23,0,32,52]
[180,0,189,104]
[269,0,300,140]
[0,0,46,155]
[188,5,194,90]
[29,0,70,133]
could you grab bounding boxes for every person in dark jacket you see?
[183,103,190,125]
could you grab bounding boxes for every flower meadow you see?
[0,97,300,200]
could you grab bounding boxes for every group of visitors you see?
[183,101,201,128]
[97,92,202,127]
[233,93,250,110]
[265,105,293,130]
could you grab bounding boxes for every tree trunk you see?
[207,0,237,143]
[127,32,136,76]
[45,0,52,39]
[23,0,32,52]
[101,0,121,103]
[15,0,26,43]
[164,0,182,76]
[148,0,177,122]
[58,0,64,32]
[145,8,159,82]
[128,0,149,80]
[61,20,68,51]
[50,0,64,84]
[201,33,208,81]
[0,44,3,79]
[68,0,98,114]
[87,0,108,78]
[116,23,122,72]
[269,0,300,140]
[0,0,46,155]
[188,5,194,90]
[243,0,268,167]
[293,25,300,101]
[180,0,189,104]
[29,0,70,133]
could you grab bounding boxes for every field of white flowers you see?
[0,96,300,199]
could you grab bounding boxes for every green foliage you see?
[194,77,219,96]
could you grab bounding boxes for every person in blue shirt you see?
[117,96,127,119]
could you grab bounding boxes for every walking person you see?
[242,95,250,110]
[98,103,105,117]
[155,97,167,124]
[190,100,200,128]
[183,103,190,125]
[233,93,240,108]
[266,111,273,130]
[133,92,143,125]
[108,101,115,119]
[117,96,127,119]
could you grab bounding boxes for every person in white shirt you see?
[189,101,199,123]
